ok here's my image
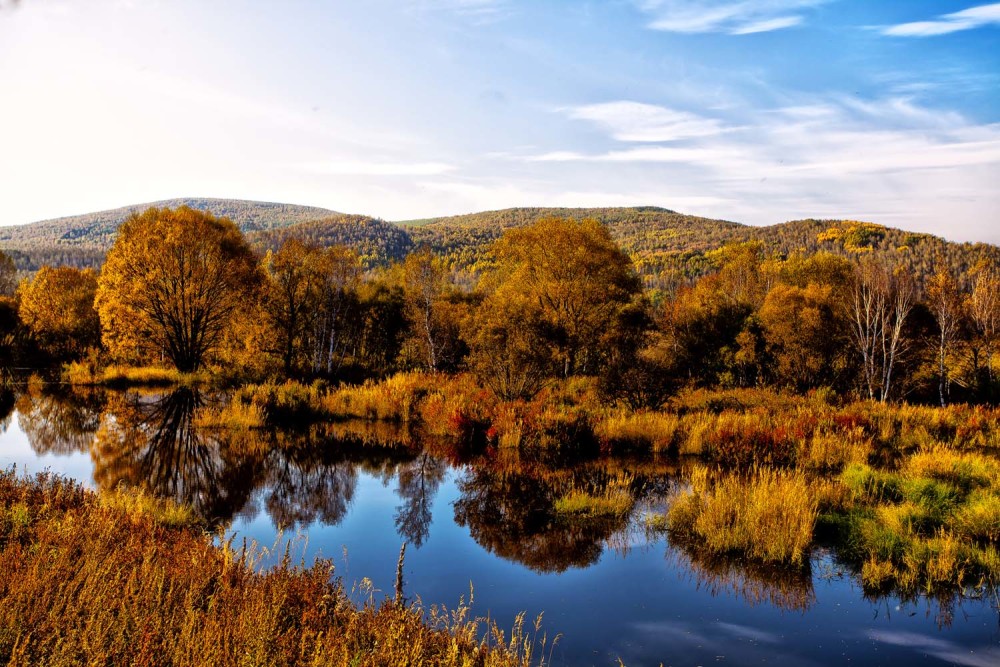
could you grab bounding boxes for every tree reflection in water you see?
[15,386,106,455]
[668,541,816,612]
[394,452,447,547]
[454,464,630,573]
[0,388,15,431]
[92,388,261,529]
[262,429,360,530]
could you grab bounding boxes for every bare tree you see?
[849,259,915,402]
[926,269,966,407]
[967,261,1000,390]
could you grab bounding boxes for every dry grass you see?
[553,472,635,519]
[65,364,211,387]
[665,466,819,565]
[0,469,548,667]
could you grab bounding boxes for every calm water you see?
[1,386,998,666]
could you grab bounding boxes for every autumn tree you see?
[95,206,260,372]
[966,260,1000,398]
[17,266,100,360]
[481,217,642,379]
[399,247,464,372]
[926,268,965,406]
[757,253,854,391]
[261,238,360,377]
[759,282,847,391]
[849,259,915,402]
[0,251,17,297]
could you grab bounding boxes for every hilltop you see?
[0,198,338,270]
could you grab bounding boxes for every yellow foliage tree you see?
[482,217,641,379]
[17,266,100,360]
[95,206,260,372]
[262,238,361,376]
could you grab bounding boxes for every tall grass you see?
[665,466,819,565]
[0,469,548,667]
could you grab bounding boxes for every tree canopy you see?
[95,206,260,372]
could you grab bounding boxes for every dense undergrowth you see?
[0,469,548,667]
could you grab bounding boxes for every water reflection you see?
[454,462,641,573]
[92,388,260,528]
[8,385,996,627]
[15,386,105,454]
[669,541,816,612]
[262,431,359,530]
[394,452,446,547]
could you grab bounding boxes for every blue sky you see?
[1,0,998,242]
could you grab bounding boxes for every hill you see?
[401,207,999,285]
[1,200,995,285]
[0,198,338,270]
[250,215,414,269]
[402,206,743,276]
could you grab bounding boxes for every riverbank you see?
[0,469,547,667]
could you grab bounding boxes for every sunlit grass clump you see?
[554,472,635,519]
[828,452,1000,592]
[65,363,210,387]
[664,466,818,565]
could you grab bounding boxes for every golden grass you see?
[65,364,212,387]
[665,466,819,565]
[0,469,548,667]
[595,411,680,453]
[553,472,635,519]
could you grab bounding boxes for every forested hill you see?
[0,198,338,270]
[400,207,1000,283]
[1,200,996,281]
[401,206,743,275]
[250,215,414,270]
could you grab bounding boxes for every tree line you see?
[1,205,997,407]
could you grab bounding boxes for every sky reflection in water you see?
[1,386,997,666]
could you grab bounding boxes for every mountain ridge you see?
[1,199,996,279]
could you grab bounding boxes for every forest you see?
[2,204,997,407]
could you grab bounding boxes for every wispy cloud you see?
[518,95,1000,240]
[565,101,728,142]
[534,97,1000,175]
[868,630,1000,667]
[882,2,1000,37]
[633,0,828,34]
[407,0,511,22]
[299,160,455,176]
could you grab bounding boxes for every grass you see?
[65,363,212,387]
[553,472,635,519]
[0,468,550,667]
[664,466,819,566]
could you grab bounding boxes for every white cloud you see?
[868,630,1000,667]
[883,2,1000,37]
[565,101,728,142]
[730,15,802,34]
[634,0,828,34]
[520,96,1000,242]
[407,0,510,21]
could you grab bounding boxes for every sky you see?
[0,0,998,243]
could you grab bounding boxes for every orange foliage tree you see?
[95,206,260,372]
[17,266,100,360]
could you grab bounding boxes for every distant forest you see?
[1,199,997,290]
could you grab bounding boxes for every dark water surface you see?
[1,386,998,666]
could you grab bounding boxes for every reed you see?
[665,466,818,565]
[0,469,547,667]
[554,472,635,519]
